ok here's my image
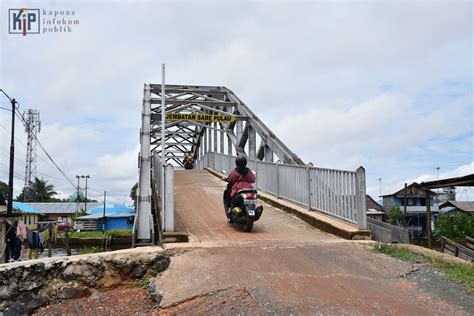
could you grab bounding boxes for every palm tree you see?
[18,177,57,202]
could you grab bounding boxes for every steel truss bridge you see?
[133,84,367,246]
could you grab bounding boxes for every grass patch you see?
[425,253,474,294]
[66,229,133,239]
[135,275,150,288]
[372,244,413,261]
[78,246,103,254]
[373,244,474,294]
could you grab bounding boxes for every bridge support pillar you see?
[135,84,153,246]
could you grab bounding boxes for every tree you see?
[433,211,474,239]
[17,177,57,202]
[387,206,404,226]
[130,182,138,208]
[0,181,8,199]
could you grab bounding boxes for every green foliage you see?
[78,246,103,254]
[107,229,133,237]
[372,244,413,261]
[426,253,474,294]
[439,263,474,294]
[130,183,138,208]
[0,181,9,201]
[71,229,132,239]
[387,206,404,225]
[433,211,474,239]
[16,177,57,202]
[135,275,150,288]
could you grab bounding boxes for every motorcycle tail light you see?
[243,193,257,199]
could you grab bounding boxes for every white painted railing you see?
[198,152,367,229]
[152,153,174,232]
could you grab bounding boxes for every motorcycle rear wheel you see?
[242,218,253,232]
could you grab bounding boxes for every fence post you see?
[355,166,367,229]
[276,163,280,198]
[307,166,311,210]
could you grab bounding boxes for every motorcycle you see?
[222,171,263,232]
[183,157,194,170]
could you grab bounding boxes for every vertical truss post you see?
[213,122,218,153]
[227,132,233,156]
[204,128,208,154]
[220,127,225,154]
[265,146,274,162]
[236,120,243,153]
[207,125,212,153]
[248,125,256,160]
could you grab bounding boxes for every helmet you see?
[235,156,247,167]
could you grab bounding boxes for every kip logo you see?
[9,8,40,35]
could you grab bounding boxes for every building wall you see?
[105,218,133,230]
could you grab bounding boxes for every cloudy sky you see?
[0,0,472,204]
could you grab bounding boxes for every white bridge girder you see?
[134,84,305,245]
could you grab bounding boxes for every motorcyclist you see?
[223,156,256,215]
[183,151,194,169]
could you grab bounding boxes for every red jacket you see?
[227,168,256,198]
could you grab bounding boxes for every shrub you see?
[433,211,474,239]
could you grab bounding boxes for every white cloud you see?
[0,0,472,204]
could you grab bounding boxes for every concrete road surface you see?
[154,170,471,315]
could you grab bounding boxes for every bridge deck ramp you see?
[174,170,339,243]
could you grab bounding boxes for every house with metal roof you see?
[26,202,101,223]
[75,204,135,231]
[439,201,474,215]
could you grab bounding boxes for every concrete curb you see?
[204,168,371,240]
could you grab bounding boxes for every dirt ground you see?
[34,171,473,315]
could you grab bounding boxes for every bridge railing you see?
[198,152,367,229]
[152,153,174,232]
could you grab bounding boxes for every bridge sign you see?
[165,112,236,123]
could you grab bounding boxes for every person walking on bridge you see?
[223,156,256,214]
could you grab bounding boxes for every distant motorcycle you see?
[222,171,263,232]
[183,157,194,170]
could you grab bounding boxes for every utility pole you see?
[75,175,81,217]
[435,166,440,202]
[102,191,106,234]
[378,178,382,205]
[23,109,41,201]
[403,183,407,228]
[7,99,16,216]
[82,175,90,212]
